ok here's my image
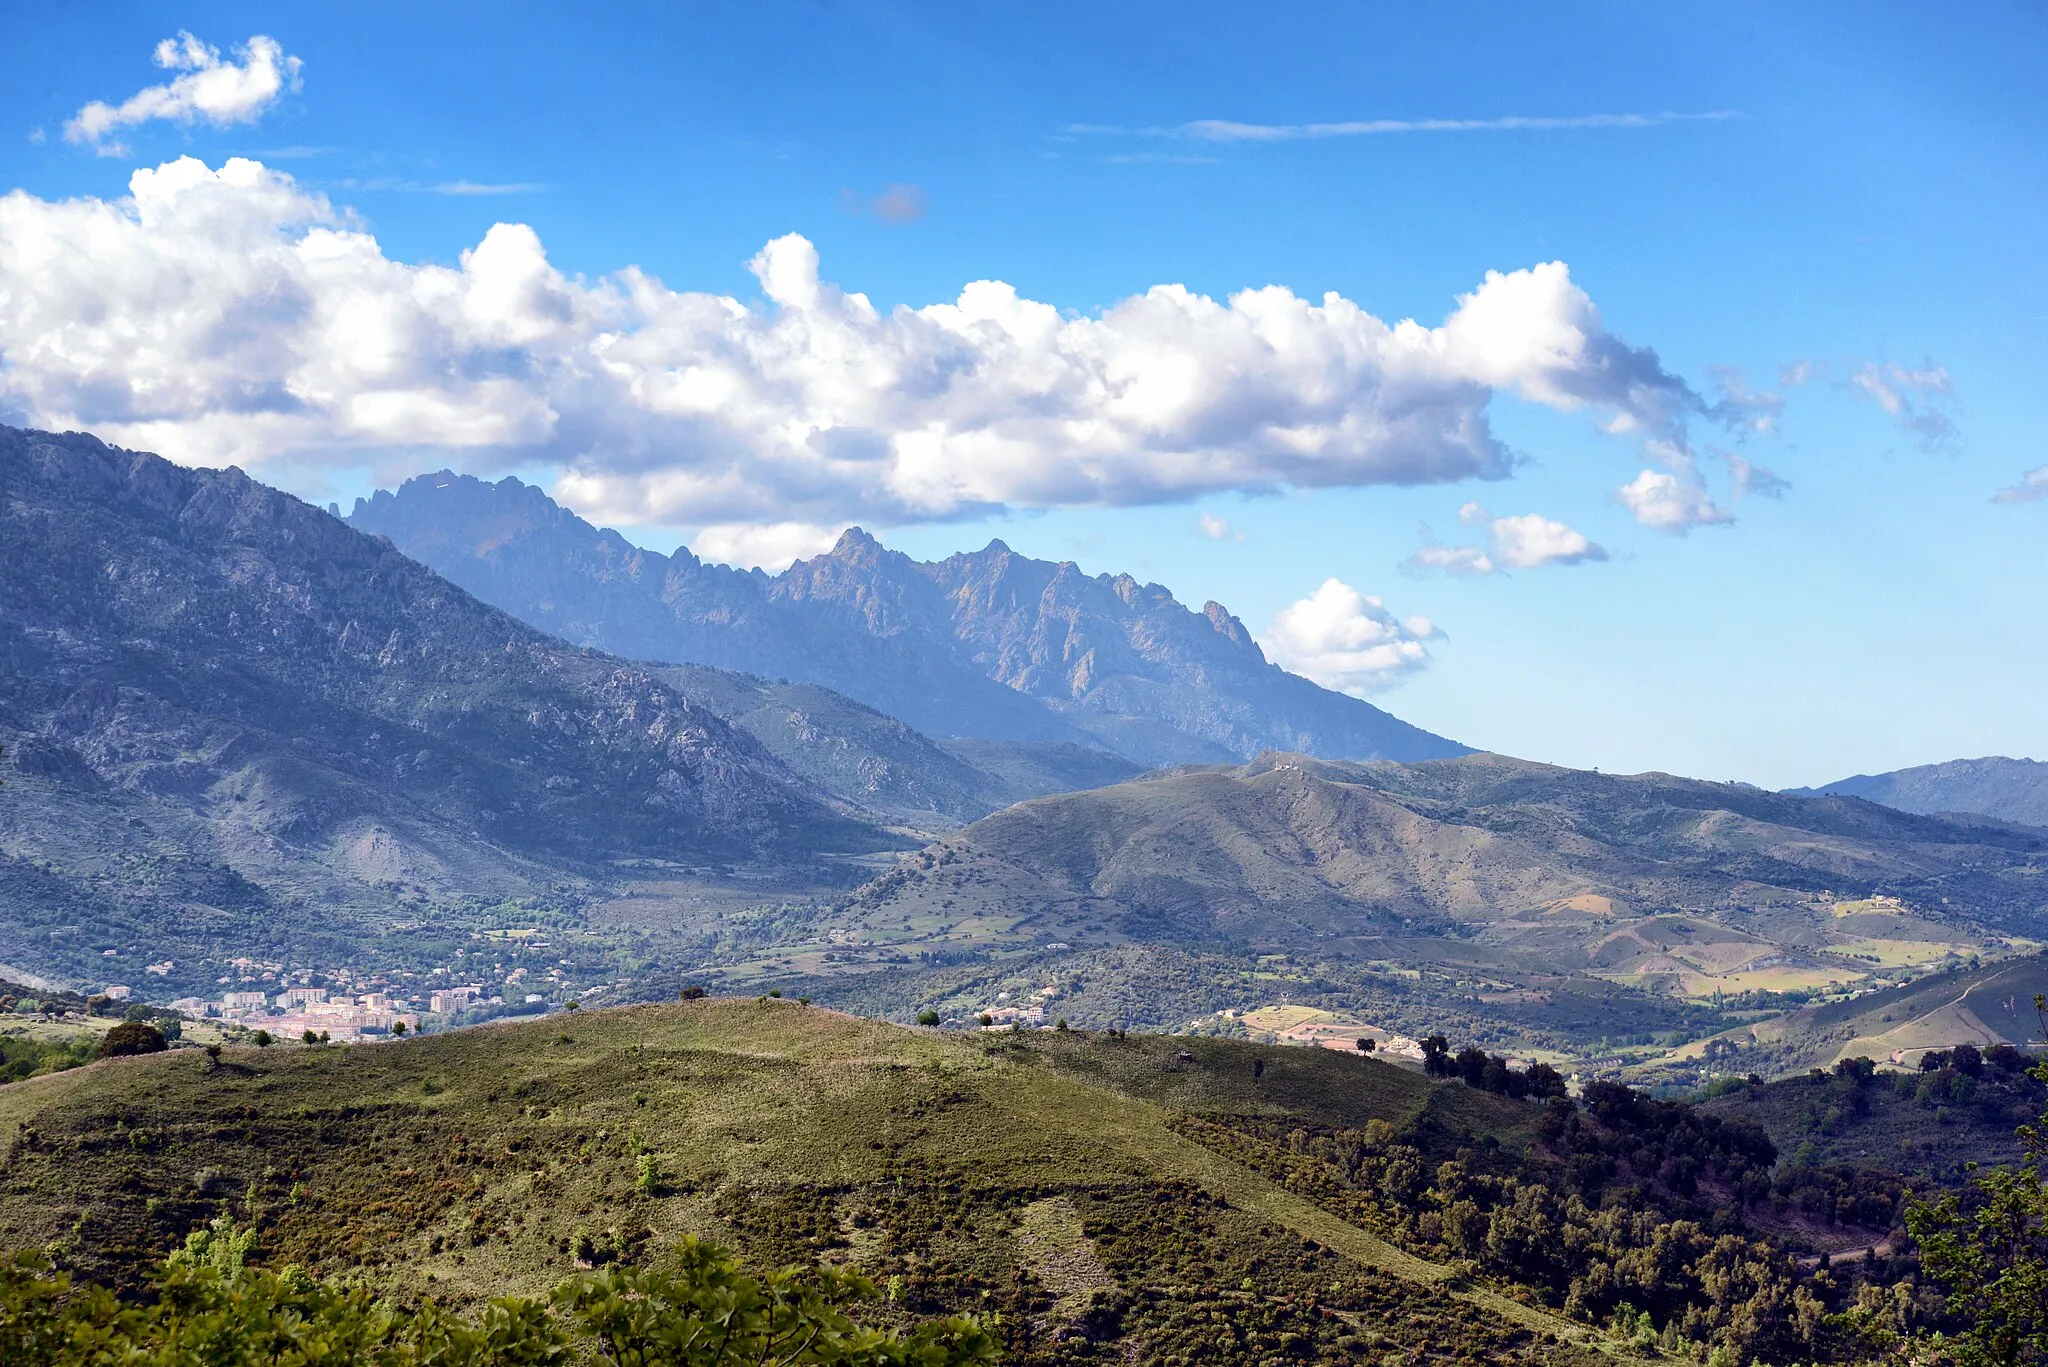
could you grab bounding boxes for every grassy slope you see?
[0,1001,1585,1362]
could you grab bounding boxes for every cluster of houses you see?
[167,986,450,1042]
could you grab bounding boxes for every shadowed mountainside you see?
[0,426,902,991]
[348,471,1467,768]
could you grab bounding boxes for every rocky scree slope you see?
[349,472,1467,768]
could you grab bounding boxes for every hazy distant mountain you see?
[1790,757,2048,828]
[642,665,1141,829]
[0,425,899,991]
[349,472,1467,768]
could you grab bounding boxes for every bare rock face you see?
[350,474,1469,768]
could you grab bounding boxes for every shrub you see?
[916,1009,941,1026]
[0,1224,997,1366]
[251,1030,272,1048]
[97,1021,167,1058]
[680,986,706,1000]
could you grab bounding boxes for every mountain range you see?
[6,422,2048,1076]
[1791,756,2048,829]
[347,471,1466,769]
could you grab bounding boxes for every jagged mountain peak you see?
[350,472,1468,767]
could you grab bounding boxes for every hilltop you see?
[349,472,1466,768]
[0,999,1583,1364]
[0,999,1927,1364]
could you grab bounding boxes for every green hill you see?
[0,999,1944,1365]
[0,1000,1582,1364]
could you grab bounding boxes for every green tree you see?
[96,1021,166,1057]
[1905,1001,2048,1367]
[916,1009,940,1026]
[1420,1034,1451,1078]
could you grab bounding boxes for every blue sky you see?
[2,2,2044,787]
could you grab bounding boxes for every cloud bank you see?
[0,156,1727,535]
[1259,580,1439,695]
[66,33,301,156]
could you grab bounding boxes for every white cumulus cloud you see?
[1407,502,1606,575]
[66,33,302,156]
[0,156,1726,535]
[1614,467,1731,532]
[1484,509,1608,569]
[1258,579,1438,695]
